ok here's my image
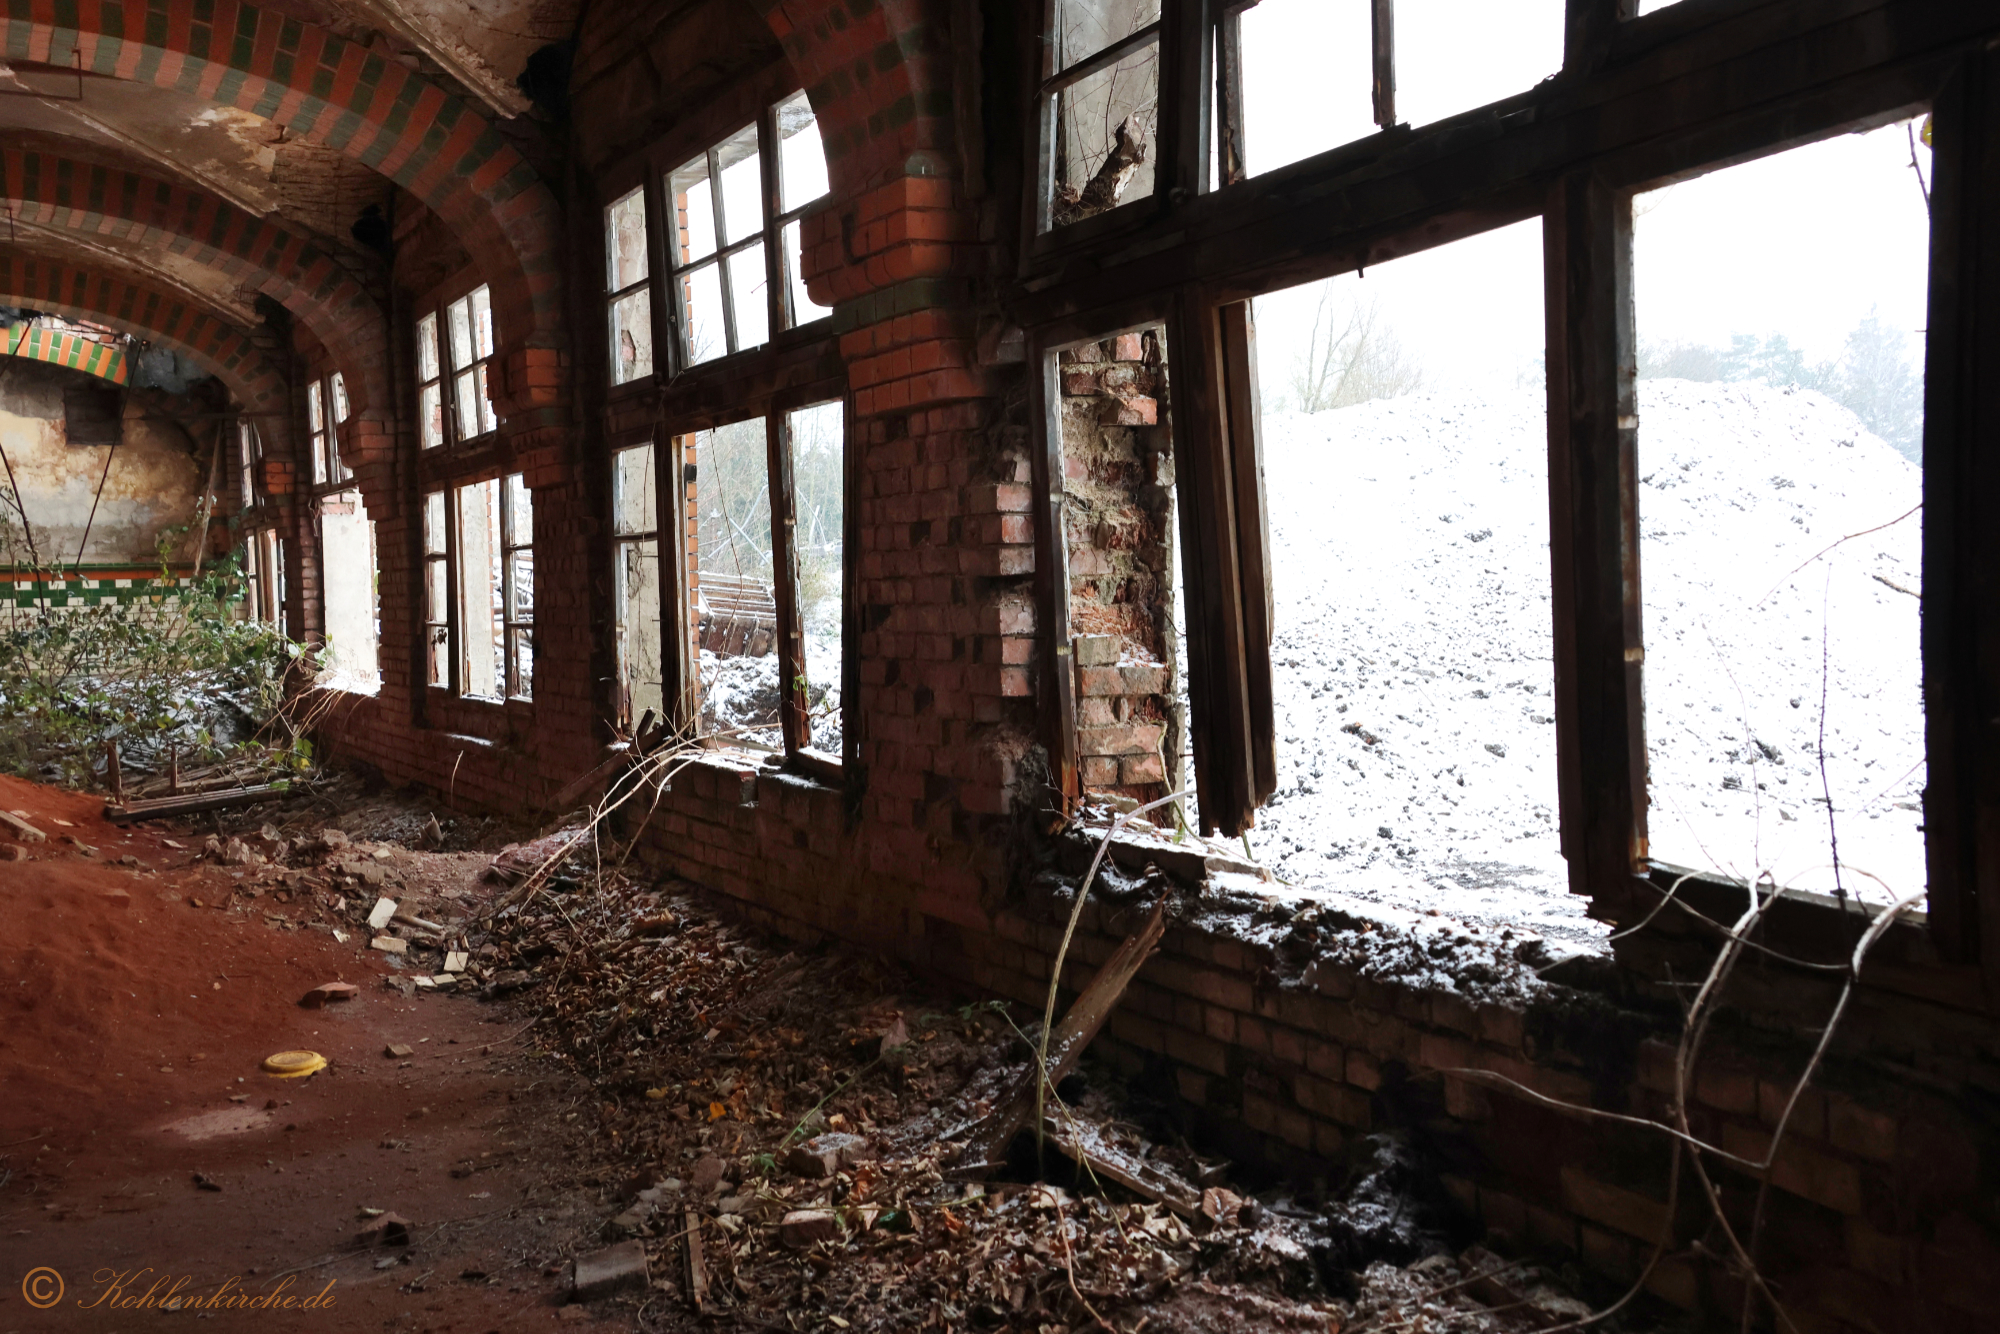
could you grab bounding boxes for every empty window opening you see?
[62,378,123,447]
[1220,0,1379,182]
[788,400,846,758]
[1060,326,1186,817]
[1632,120,1931,902]
[691,418,779,748]
[1393,0,1561,130]
[612,441,663,729]
[1248,222,1584,942]
[317,489,379,694]
[503,474,534,700]
[455,477,504,701]
[1041,0,1162,230]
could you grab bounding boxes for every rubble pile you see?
[470,863,1642,1332]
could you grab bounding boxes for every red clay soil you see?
[0,775,619,1333]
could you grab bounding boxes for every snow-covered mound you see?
[699,633,843,754]
[1247,380,1923,949]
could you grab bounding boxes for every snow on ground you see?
[699,633,843,754]
[1247,379,1923,953]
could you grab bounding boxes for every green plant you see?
[0,529,316,788]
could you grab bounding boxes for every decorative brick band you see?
[2,322,128,385]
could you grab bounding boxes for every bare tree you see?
[1288,285,1424,413]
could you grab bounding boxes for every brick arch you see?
[1,0,563,416]
[0,255,290,451]
[0,148,389,426]
[4,323,130,386]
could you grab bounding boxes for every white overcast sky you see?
[1238,0,1934,396]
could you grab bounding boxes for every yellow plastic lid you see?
[261,1050,328,1078]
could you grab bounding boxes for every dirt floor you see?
[1,770,1666,1334]
[0,773,608,1333]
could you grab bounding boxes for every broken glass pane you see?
[1053,0,1161,73]
[776,90,829,212]
[728,243,769,351]
[789,400,845,755]
[1049,38,1159,229]
[1236,0,1375,177]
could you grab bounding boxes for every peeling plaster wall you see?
[0,360,210,566]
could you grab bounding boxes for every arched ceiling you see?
[0,0,581,418]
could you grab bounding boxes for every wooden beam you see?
[1544,173,1646,900]
[1216,301,1274,808]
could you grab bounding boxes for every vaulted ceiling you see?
[0,0,579,420]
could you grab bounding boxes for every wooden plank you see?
[767,408,808,757]
[1371,0,1396,129]
[954,897,1168,1175]
[1029,334,1081,805]
[1543,172,1645,898]
[105,784,289,824]
[1217,301,1275,808]
[1040,1114,1204,1218]
[0,810,47,843]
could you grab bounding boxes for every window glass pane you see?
[506,472,533,548]
[1053,0,1161,73]
[511,624,534,700]
[510,550,535,621]
[715,124,763,246]
[728,242,770,351]
[457,479,503,699]
[776,91,830,213]
[307,380,324,433]
[669,158,718,264]
[420,382,444,449]
[612,443,657,537]
[424,490,448,554]
[1246,222,1583,941]
[1237,0,1375,177]
[447,297,474,371]
[618,537,664,726]
[474,363,499,435]
[693,418,779,748]
[784,220,832,326]
[1050,38,1159,228]
[330,373,349,424]
[309,430,327,485]
[1395,0,1563,129]
[607,186,651,291]
[426,566,449,686]
[1633,123,1930,903]
[455,370,481,441]
[789,400,845,755]
[680,262,726,366]
[417,313,440,382]
[610,288,655,385]
[471,285,496,360]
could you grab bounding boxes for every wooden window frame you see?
[306,372,353,490]
[501,474,535,701]
[422,473,531,703]
[414,284,500,453]
[613,399,852,781]
[1015,0,2000,993]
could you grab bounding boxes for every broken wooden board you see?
[0,810,47,843]
[683,1207,708,1314]
[104,784,289,824]
[1040,1113,1204,1219]
[952,896,1168,1176]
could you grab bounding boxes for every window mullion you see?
[1163,0,1209,203]
[1216,6,1245,188]
[645,171,676,380]
[1371,0,1396,129]
[767,409,807,757]
[445,486,463,698]
[761,106,792,335]
[709,147,740,356]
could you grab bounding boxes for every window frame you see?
[501,474,535,701]
[414,283,500,452]
[421,472,533,703]
[610,397,851,779]
[1013,2,1992,989]
[598,85,835,397]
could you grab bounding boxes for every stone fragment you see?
[384,1043,414,1058]
[778,1209,840,1248]
[366,897,398,930]
[785,1133,871,1179]
[0,810,46,842]
[1073,633,1121,667]
[370,935,408,955]
[355,1211,411,1246]
[443,951,469,974]
[299,982,360,1008]
[689,1156,726,1195]
[571,1240,649,1301]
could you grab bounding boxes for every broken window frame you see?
[413,284,500,451]
[1210,0,1395,189]
[421,471,531,703]
[306,371,354,490]
[613,397,851,780]
[1032,1,1169,238]
[501,474,534,701]
[605,185,654,388]
[1013,3,1996,985]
